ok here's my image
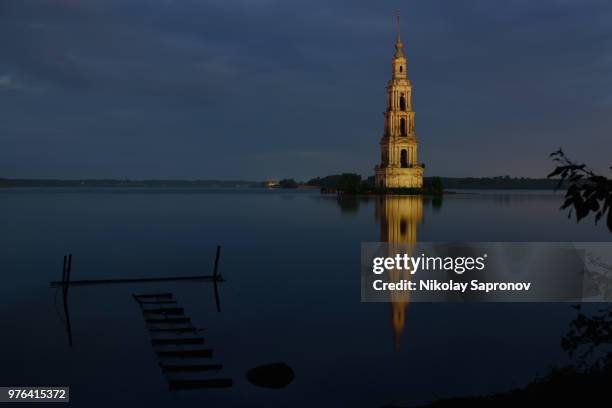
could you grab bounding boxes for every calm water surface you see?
[1,188,609,407]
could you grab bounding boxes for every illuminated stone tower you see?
[374,14,424,189]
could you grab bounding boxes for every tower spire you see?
[396,10,401,41]
[394,10,404,57]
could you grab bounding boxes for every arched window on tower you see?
[399,94,406,111]
[400,118,407,136]
[399,65,403,72]
[399,218,408,236]
[400,149,408,168]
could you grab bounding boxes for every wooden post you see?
[213,245,221,277]
[62,255,67,283]
[213,245,221,312]
[66,254,72,283]
[62,254,73,347]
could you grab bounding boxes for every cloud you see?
[0,75,22,90]
[1,0,612,179]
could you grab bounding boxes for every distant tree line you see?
[0,178,264,188]
[306,173,368,193]
[277,179,299,188]
[305,174,445,195]
[437,176,566,190]
[0,175,569,191]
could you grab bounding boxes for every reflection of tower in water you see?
[375,196,423,349]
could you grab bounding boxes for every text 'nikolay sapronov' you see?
[371,253,532,293]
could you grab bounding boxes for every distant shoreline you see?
[0,177,565,190]
[0,179,265,189]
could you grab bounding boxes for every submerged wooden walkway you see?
[50,246,224,289]
[51,245,226,336]
[133,292,233,391]
[50,274,224,286]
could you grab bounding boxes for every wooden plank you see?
[160,364,222,373]
[143,307,184,315]
[157,349,212,358]
[149,327,206,333]
[152,337,205,346]
[50,275,224,287]
[146,317,191,324]
[134,293,173,299]
[168,378,232,391]
[138,300,177,305]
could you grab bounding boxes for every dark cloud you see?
[0,75,23,90]
[1,0,611,179]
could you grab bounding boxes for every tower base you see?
[375,166,424,189]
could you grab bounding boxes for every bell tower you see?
[375,12,424,189]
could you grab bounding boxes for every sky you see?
[1,0,611,180]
